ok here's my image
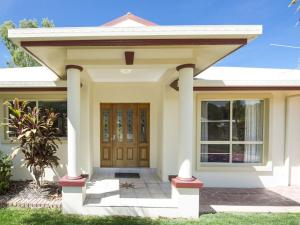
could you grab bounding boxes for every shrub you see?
[0,151,12,194]
[3,98,61,187]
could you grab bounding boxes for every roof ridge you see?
[102,12,157,27]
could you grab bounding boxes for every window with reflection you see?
[200,100,264,164]
[39,101,67,137]
[6,100,67,138]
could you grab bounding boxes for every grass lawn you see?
[0,208,300,225]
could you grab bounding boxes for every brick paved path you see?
[0,195,61,208]
[200,186,300,213]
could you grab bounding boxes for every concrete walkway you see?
[200,186,300,213]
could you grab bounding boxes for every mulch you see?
[0,180,62,209]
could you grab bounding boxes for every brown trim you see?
[0,87,67,92]
[193,86,300,91]
[21,38,247,47]
[171,177,203,189]
[125,51,134,65]
[176,63,195,71]
[22,45,63,79]
[170,44,247,91]
[66,64,83,72]
[102,12,157,27]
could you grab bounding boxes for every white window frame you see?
[197,97,267,167]
[3,98,67,140]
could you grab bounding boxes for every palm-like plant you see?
[3,98,61,187]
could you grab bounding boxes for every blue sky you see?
[0,0,299,69]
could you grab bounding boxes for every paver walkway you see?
[200,186,300,213]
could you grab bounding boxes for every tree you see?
[0,18,54,67]
[289,0,299,7]
[3,98,61,187]
[289,0,300,24]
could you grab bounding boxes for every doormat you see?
[115,172,140,178]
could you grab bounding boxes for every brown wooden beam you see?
[193,86,300,91]
[170,44,246,91]
[125,51,134,65]
[0,87,67,92]
[21,38,247,47]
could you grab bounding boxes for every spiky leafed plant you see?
[3,98,61,187]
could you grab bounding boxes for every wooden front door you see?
[100,103,150,167]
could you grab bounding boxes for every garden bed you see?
[0,180,61,208]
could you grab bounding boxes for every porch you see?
[64,168,300,217]
[83,169,300,216]
[82,168,177,217]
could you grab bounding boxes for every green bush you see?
[0,151,12,194]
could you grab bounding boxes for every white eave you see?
[0,67,66,88]
[8,25,262,42]
[195,67,300,87]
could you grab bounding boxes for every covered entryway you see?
[100,103,150,168]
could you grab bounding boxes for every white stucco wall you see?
[2,80,300,188]
[160,87,300,188]
[285,95,300,186]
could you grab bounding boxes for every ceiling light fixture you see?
[120,69,132,74]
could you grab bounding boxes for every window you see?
[5,100,67,138]
[200,99,264,164]
[39,101,67,137]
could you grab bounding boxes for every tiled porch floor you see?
[85,172,174,208]
[85,171,300,213]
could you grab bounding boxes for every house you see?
[1,13,300,217]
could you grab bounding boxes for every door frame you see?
[100,103,150,168]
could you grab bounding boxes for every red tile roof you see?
[102,12,157,26]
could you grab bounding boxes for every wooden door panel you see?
[100,103,150,168]
[127,148,134,160]
[116,147,124,160]
[100,104,113,167]
[112,104,126,167]
[102,147,111,160]
[138,104,150,167]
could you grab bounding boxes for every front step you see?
[81,204,180,217]
[84,197,177,208]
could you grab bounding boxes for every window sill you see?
[197,162,272,172]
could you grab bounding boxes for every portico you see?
[7,13,263,217]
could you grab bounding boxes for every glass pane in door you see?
[102,110,110,142]
[139,109,147,143]
[116,109,123,142]
[127,108,134,142]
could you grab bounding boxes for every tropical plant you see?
[3,98,61,187]
[0,151,12,194]
[0,18,54,67]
